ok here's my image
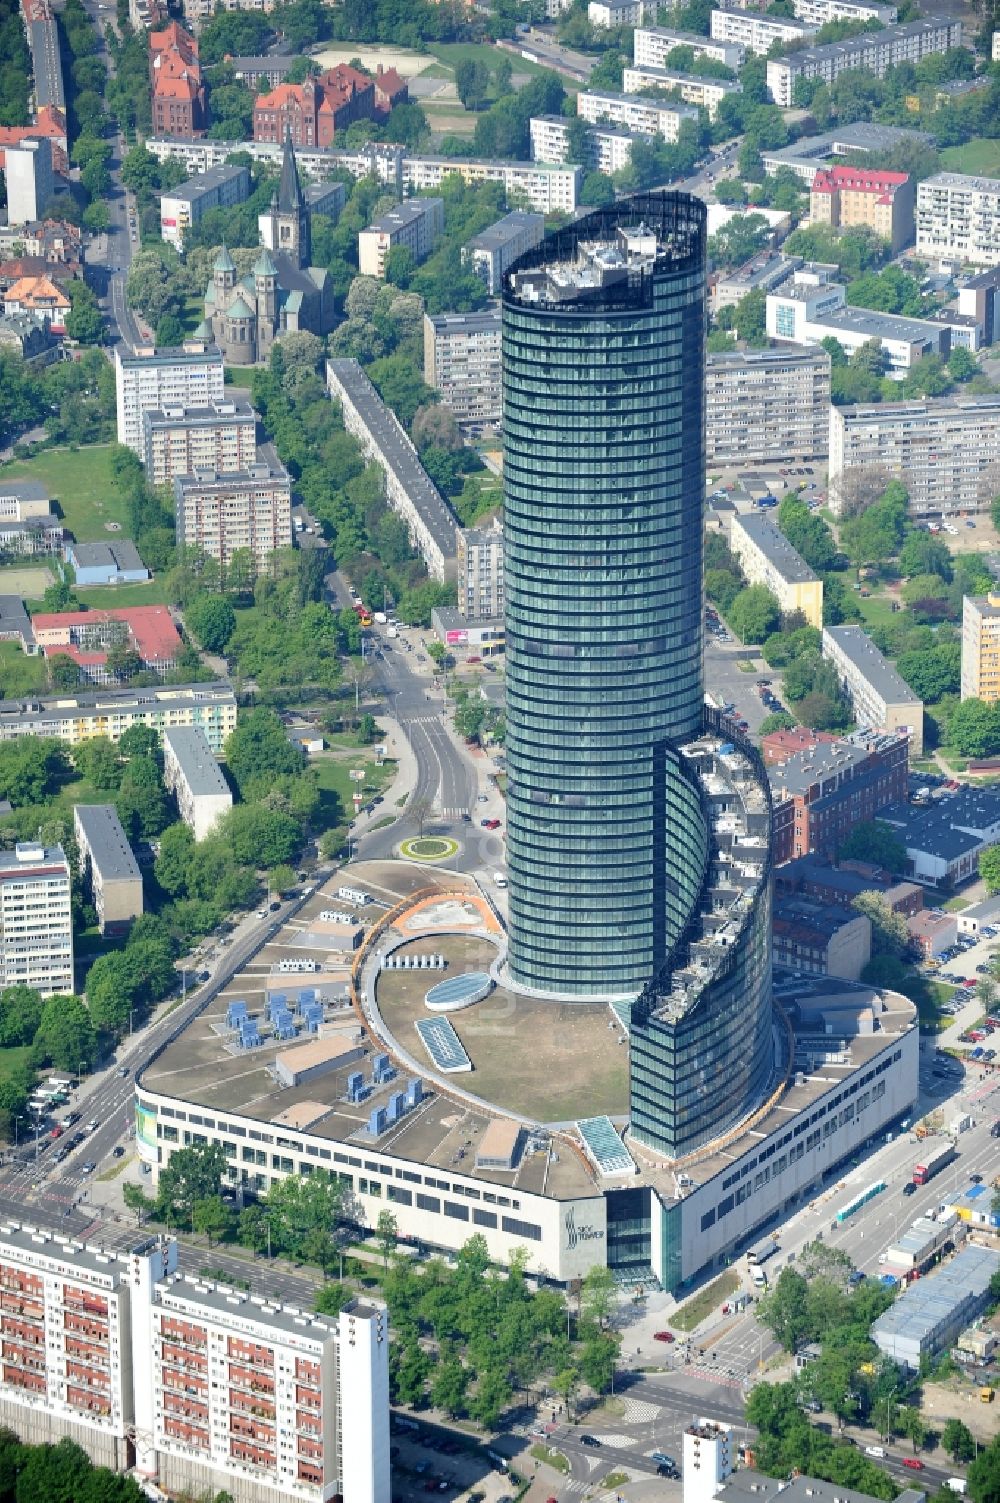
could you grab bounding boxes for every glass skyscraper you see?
[501,194,708,998]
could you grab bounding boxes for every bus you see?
[835,1180,885,1224]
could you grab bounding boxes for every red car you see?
[482,818,501,830]
[902,1460,924,1471]
[653,1330,675,1343]
[963,978,978,988]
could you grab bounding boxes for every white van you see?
[864,1446,886,1459]
[945,1482,967,1496]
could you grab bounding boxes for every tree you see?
[852,891,911,958]
[118,724,160,762]
[950,698,1000,759]
[33,994,95,1072]
[48,652,81,689]
[225,708,303,795]
[760,711,797,734]
[942,1419,976,1464]
[123,1181,151,1224]
[192,1196,234,1245]
[0,737,66,805]
[431,1353,469,1417]
[376,1209,397,1270]
[455,57,491,109]
[729,584,781,644]
[979,844,1000,895]
[758,1268,811,1350]
[967,1433,1000,1503]
[220,805,300,868]
[155,1141,228,1226]
[186,596,236,652]
[837,821,906,873]
[580,1264,617,1330]
[470,1366,512,1430]
[72,736,122,790]
[65,281,103,344]
[395,1337,432,1407]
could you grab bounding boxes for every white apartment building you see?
[173,455,293,566]
[634,25,746,69]
[711,7,816,55]
[160,163,250,251]
[683,1419,735,1503]
[577,88,699,141]
[916,173,1000,268]
[0,682,238,751]
[706,347,831,465]
[828,396,1000,516]
[589,0,643,23]
[5,138,54,226]
[456,523,504,621]
[822,624,924,753]
[767,276,948,376]
[326,359,457,582]
[358,197,444,279]
[621,64,742,120]
[162,725,233,841]
[463,210,545,295]
[73,804,143,937]
[0,1222,391,1503]
[143,399,258,485]
[116,342,225,455]
[423,310,501,431]
[0,843,73,995]
[793,0,896,22]
[766,15,963,105]
[531,115,641,174]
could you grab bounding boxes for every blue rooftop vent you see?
[347,1071,364,1103]
[406,1078,423,1107]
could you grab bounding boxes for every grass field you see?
[672,1270,741,1332]
[0,446,124,542]
[854,591,901,633]
[76,580,169,608]
[941,138,1000,176]
[0,641,48,699]
[0,565,53,598]
[428,40,571,83]
[0,1047,32,1086]
[311,752,397,831]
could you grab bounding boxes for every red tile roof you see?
[812,165,909,195]
[32,606,181,664]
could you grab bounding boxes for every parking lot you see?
[704,632,785,737]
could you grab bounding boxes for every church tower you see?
[259,127,310,270]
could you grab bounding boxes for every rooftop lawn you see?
[0,446,125,542]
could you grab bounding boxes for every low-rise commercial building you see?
[173,451,293,566]
[916,172,1000,269]
[463,210,544,295]
[0,513,63,556]
[810,164,914,253]
[766,16,964,107]
[885,1211,962,1272]
[822,625,924,753]
[767,274,948,376]
[0,843,73,994]
[956,890,1000,937]
[730,512,823,628]
[768,729,910,864]
[829,396,1000,515]
[423,309,501,431]
[878,787,1000,886]
[714,251,802,310]
[577,88,700,141]
[621,64,741,120]
[633,24,746,69]
[358,197,444,279]
[706,347,830,465]
[711,6,815,54]
[962,592,1000,703]
[163,724,233,840]
[73,804,143,936]
[762,121,932,182]
[906,908,957,959]
[115,340,225,455]
[872,1244,1000,1369]
[772,893,871,980]
[143,398,258,485]
[0,681,237,751]
[0,596,35,653]
[63,541,149,586]
[30,605,181,685]
[159,162,250,250]
[326,359,457,582]
[457,522,504,621]
[718,1476,923,1503]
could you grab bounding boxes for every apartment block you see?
[916,173,1000,268]
[0,1222,391,1503]
[768,728,910,863]
[828,395,1000,515]
[73,804,143,936]
[589,0,643,24]
[463,209,544,296]
[159,162,250,251]
[0,682,237,751]
[633,25,746,69]
[621,64,741,121]
[957,268,1000,346]
[711,7,815,55]
[5,138,54,226]
[531,115,641,175]
[822,624,923,753]
[577,88,699,140]
[326,359,457,582]
[173,452,293,566]
[961,594,1000,704]
[730,512,823,629]
[456,523,504,621]
[714,251,801,310]
[143,399,257,485]
[810,164,914,253]
[0,843,73,994]
[162,725,232,840]
[115,341,225,454]
[358,197,444,279]
[423,310,501,431]
[766,16,963,107]
[793,0,896,21]
[767,275,948,376]
[706,347,831,465]
[772,893,871,979]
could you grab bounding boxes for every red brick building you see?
[374,64,408,118]
[253,65,376,148]
[769,729,910,865]
[150,21,206,138]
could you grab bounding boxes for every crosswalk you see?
[563,1479,588,1494]
[623,1398,659,1425]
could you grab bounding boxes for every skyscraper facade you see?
[502,194,708,998]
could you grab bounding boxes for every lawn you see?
[76,580,170,608]
[853,592,901,633]
[0,641,48,699]
[0,446,124,542]
[428,40,578,86]
[311,751,397,830]
[941,896,970,912]
[941,138,1000,176]
[0,1046,32,1086]
[671,1270,740,1332]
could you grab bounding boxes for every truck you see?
[912,1141,958,1186]
[747,1235,779,1266]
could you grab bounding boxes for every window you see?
[443,1201,469,1222]
[473,1209,498,1229]
[387,1186,412,1206]
[416,1193,440,1214]
[501,1215,541,1241]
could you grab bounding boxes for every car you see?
[49,1125,63,1139]
[483,818,501,830]
[651,1453,676,1468]
[657,1465,679,1479]
[113,1145,126,1158]
[805,1400,822,1413]
[269,901,281,912]
[970,1172,983,1183]
[653,1330,675,1342]
[478,793,489,803]
[902,1460,925,1471]
[81,1161,97,1175]
[580,1436,601,1448]
[198,970,210,982]
[86,1119,99,1133]
[903,1181,917,1195]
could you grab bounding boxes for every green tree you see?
[760,711,797,733]
[186,596,236,652]
[192,1196,234,1245]
[220,805,300,868]
[967,1433,1000,1503]
[942,1418,976,1464]
[225,707,303,795]
[580,1264,617,1330]
[729,584,781,644]
[455,57,491,109]
[376,1209,397,1270]
[65,280,103,344]
[979,844,1000,895]
[470,1365,512,1429]
[851,891,911,957]
[431,1353,469,1417]
[951,698,1000,759]
[395,1337,432,1407]
[33,995,95,1072]
[155,1141,228,1226]
[758,1268,811,1350]
[837,820,906,872]
[72,736,122,790]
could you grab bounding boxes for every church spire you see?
[277,123,303,216]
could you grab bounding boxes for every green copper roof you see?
[226,294,255,320]
[213,243,236,273]
[254,248,278,278]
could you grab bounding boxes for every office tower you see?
[0,843,73,994]
[502,194,709,999]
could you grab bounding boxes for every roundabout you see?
[398,835,460,863]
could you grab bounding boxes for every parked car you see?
[653,1330,675,1343]
[580,1436,601,1448]
[902,1460,925,1472]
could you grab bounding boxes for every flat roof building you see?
[326,359,457,581]
[730,511,823,628]
[829,396,1000,516]
[716,1475,925,1503]
[358,197,444,280]
[634,25,746,69]
[423,309,501,431]
[962,593,1000,704]
[577,88,700,142]
[115,340,225,455]
[163,725,233,841]
[917,172,1000,269]
[769,728,910,864]
[73,804,143,935]
[871,1244,1000,1369]
[772,893,872,980]
[707,346,831,466]
[823,624,923,754]
[621,64,742,121]
[0,595,35,653]
[762,121,932,182]
[173,450,293,566]
[878,787,1000,887]
[766,16,963,107]
[767,277,948,378]
[0,681,237,751]
[711,7,816,54]
[456,522,504,622]
[64,540,149,586]
[0,843,73,995]
[143,398,258,485]
[464,210,544,295]
[159,162,250,251]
